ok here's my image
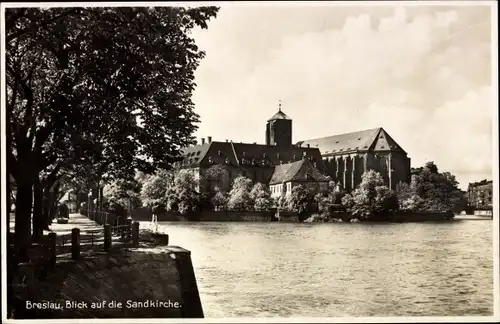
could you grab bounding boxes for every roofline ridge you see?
[298,127,382,142]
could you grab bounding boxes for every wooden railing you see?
[56,221,139,258]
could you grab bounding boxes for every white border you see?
[1,1,498,323]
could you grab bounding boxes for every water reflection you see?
[153,220,493,317]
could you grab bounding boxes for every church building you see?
[179,105,411,193]
[297,127,411,191]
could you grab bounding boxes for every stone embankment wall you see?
[390,211,455,222]
[132,208,275,222]
[14,246,203,319]
[131,206,455,223]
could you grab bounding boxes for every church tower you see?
[266,101,292,147]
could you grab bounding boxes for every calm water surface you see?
[154,220,493,317]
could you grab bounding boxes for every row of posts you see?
[71,221,140,260]
[11,222,140,292]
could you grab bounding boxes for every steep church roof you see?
[296,127,407,155]
[269,159,329,185]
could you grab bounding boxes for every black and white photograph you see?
[1,1,498,322]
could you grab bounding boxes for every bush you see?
[107,202,127,217]
[58,203,70,219]
[304,213,328,223]
[152,203,166,214]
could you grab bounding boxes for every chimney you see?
[208,136,212,143]
[201,138,205,145]
[226,139,228,142]
[307,144,310,148]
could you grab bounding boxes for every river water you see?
[155,220,494,317]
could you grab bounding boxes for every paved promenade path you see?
[44,213,103,236]
[44,213,124,257]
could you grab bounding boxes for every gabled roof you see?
[180,142,213,167]
[296,127,406,155]
[267,109,291,122]
[269,159,329,185]
[180,140,328,171]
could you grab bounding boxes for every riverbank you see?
[131,208,456,223]
[8,214,203,319]
[454,214,493,220]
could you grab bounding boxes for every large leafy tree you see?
[211,186,228,211]
[5,6,218,260]
[227,176,253,211]
[249,183,272,211]
[203,165,230,191]
[341,170,399,220]
[410,162,467,213]
[287,184,315,216]
[140,169,174,211]
[103,178,142,212]
[168,170,200,215]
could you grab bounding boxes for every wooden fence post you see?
[48,232,57,268]
[132,221,139,247]
[126,218,132,239]
[18,262,35,286]
[71,228,80,260]
[104,224,111,251]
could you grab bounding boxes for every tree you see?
[103,177,142,213]
[274,195,289,211]
[395,181,424,211]
[203,165,230,191]
[341,170,399,220]
[250,183,273,211]
[287,184,315,216]
[314,181,346,216]
[211,186,228,211]
[410,162,467,213]
[168,170,200,215]
[6,7,219,260]
[140,169,174,210]
[227,176,253,211]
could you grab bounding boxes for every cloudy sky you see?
[190,3,494,189]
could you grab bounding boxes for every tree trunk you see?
[42,187,51,230]
[7,176,11,235]
[99,186,104,211]
[32,176,44,241]
[48,181,62,224]
[14,182,33,262]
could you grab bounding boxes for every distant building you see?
[179,105,411,193]
[269,159,330,198]
[179,137,327,193]
[467,180,493,209]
